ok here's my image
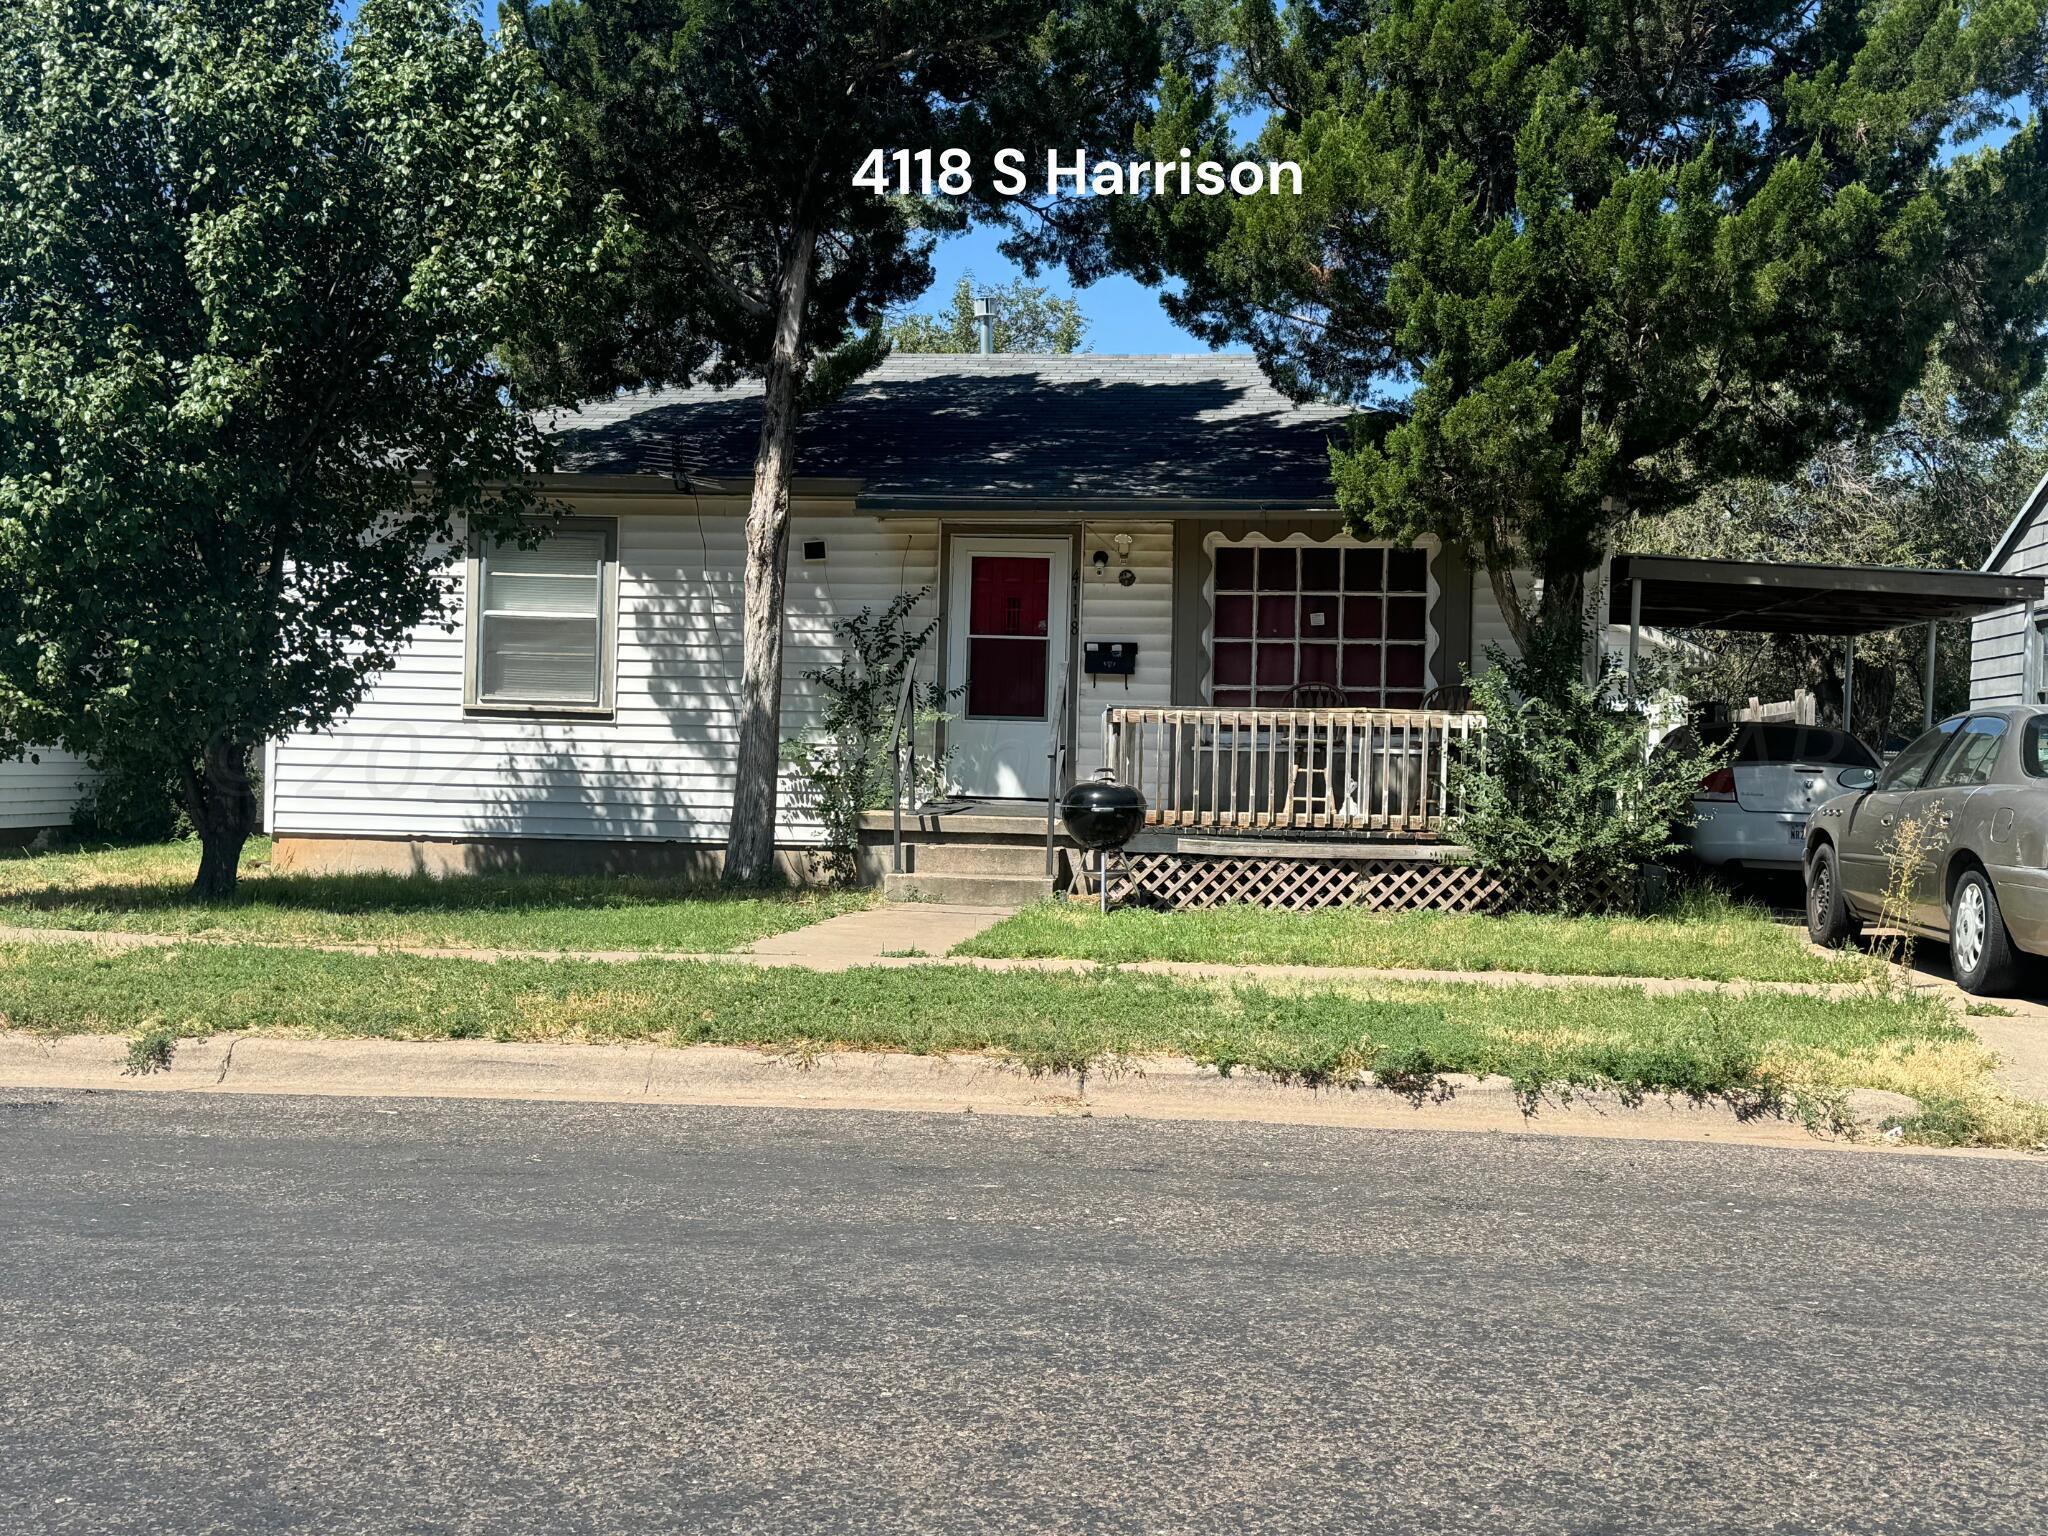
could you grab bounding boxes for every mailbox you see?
[1084,641,1138,676]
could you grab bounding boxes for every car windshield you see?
[1731,725,1877,767]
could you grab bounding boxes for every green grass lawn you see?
[0,838,870,953]
[2,937,2036,1146]
[954,892,1874,984]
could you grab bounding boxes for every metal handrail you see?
[1045,672,1071,879]
[887,664,918,875]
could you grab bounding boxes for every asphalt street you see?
[2,1089,2043,1536]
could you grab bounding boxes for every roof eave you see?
[1982,466,2048,572]
[861,494,1341,519]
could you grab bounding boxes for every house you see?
[0,747,94,843]
[1972,467,2048,708]
[265,354,1540,906]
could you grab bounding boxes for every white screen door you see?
[945,536,1072,798]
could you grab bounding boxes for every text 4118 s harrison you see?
[855,147,1304,198]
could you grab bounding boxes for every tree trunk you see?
[184,737,256,901]
[1534,562,1586,653]
[723,225,817,886]
[1494,551,1591,685]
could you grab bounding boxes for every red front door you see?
[945,536,1073,798]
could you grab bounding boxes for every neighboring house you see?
[266,355,1545,901]
[0,747,94,842]
[1972,469,2048,709]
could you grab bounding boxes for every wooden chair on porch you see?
[1283,682,1349,821]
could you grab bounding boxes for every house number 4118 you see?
[854,149,974,195]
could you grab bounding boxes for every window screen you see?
[472,526,612,708]
[964,554,1051,719]
[1209,542,1429,707]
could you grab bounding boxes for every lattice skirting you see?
[1085,851,1630,914]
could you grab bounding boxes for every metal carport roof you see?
[1606,554,2045,637]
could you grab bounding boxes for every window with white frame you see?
[1208,540,1430,707]
[466,520,617,712]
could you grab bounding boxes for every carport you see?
[1607,554,2048,729]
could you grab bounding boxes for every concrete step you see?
[859,809,1063,840]
[907,840,1054,876]
[880,871,1056,908]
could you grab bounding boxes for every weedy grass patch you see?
[0,837,869,953]
[955,887,1875,985]
[0,940,2020,1142]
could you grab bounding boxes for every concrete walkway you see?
[739,903,1015,963]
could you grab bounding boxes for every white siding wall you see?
[270,511,938,846]
[1075,521,1173,772]
[1467,565,1644,679]
[1972,602,2030,708]
[1468,566,1533,675]
[1970,478,2048,708]
[0,747,94,832]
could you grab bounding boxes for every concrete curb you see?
[0,1031,1952,1154]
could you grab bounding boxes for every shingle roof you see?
[544,353,1354,504]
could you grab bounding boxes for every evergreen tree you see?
[1023,0,2048,654]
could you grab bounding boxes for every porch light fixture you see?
[1092,548,1110,574]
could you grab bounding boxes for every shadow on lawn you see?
[5,864,825,918]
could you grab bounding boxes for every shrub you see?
[1453,621,1722,913]
[783,591,954,885]
[70,748,188,844]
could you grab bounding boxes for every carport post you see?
[1626,578,1643,696]
[1842,637,1856,736]
[2028,599,2040,702]
[1923,622,1938,728]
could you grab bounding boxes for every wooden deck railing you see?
[1101,707,1485,836]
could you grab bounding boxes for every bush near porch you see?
[0,839,870,953]
[1452,629,1723,914]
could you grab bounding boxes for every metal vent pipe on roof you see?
[973,295,994,354]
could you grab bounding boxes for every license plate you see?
[1787,822,1806,841]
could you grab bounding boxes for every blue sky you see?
[914,221,1213,353]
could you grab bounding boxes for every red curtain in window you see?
[1210,542,1429,707]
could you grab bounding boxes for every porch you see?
[867,705,1497,912]
[1100,705,1483,839]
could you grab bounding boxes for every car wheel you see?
[1949,869,2019,996]
[1805,843,1861,948]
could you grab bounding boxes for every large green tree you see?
[505,0,1158,882]
[0,0,585,895]
[887,273,1089,353]
[1031,0,2048,653]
